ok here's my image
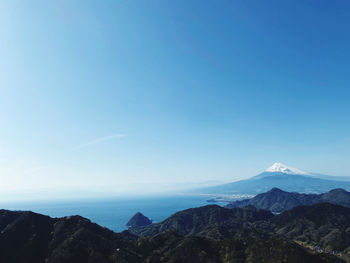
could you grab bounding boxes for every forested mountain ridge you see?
[225,187,350,212]
[0,203,348,262]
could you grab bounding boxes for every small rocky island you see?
[126,212,152,228]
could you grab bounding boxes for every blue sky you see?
[0,0,350,196]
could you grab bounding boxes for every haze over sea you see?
[0,195,220,232]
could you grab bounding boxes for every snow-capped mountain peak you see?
[265,162,311,175]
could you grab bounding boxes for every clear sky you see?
[0,0,350,197]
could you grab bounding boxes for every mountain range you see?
[225,187,350,212]
[2,163,350,262]
[196,163,350,195]
[0,204,346,263]
[130,202,350,261]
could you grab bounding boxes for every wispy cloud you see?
[73,134,128,150]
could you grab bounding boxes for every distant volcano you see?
[264,162,311,175]
[195,163,350,195]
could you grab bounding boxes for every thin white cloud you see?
[73,134,128,150]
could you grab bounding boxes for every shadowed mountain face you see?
[225,188,350,213]
[320,189,350,207]
[0,209,140,263]
[131,202,350,258]
[138,232,343,263]
[0,206,343,263]
[271,203,350,251]
[130,205,273,239]
[0,210,54,263]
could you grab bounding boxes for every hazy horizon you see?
[1,1,350,198]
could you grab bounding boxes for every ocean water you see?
[0,194,223,232]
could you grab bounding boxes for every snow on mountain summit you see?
[265,162,311,175]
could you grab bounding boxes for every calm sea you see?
[0,194,224,232]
